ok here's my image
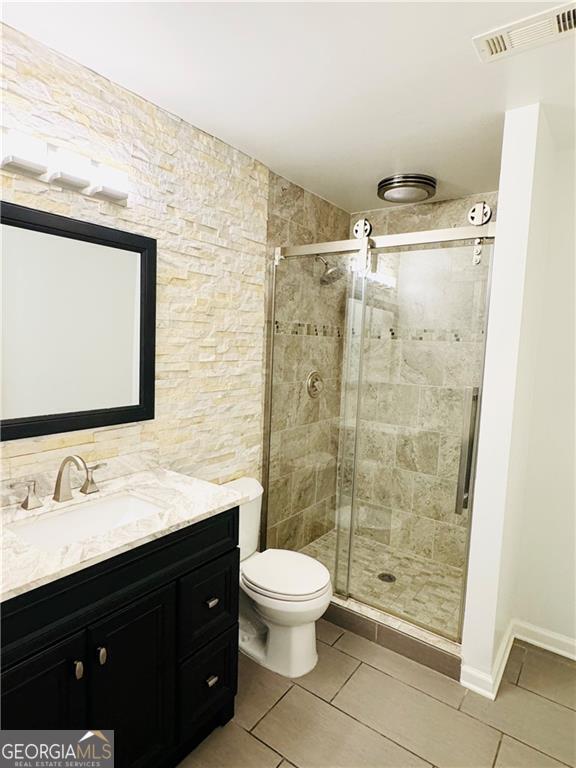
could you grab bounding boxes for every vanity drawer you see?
[178,549,239,659]
[178,624,238,739]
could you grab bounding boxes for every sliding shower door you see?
[343,239,493,641]
[265,248,365,574]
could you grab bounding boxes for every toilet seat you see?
[241,549,331,603]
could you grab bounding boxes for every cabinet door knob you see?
[97,646,108,666]
[74,660,84,680]
[206,675,219,689]
[206,597,220,609]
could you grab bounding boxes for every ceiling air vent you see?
[473,2,576,62]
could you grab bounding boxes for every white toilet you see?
[225,476,332,678]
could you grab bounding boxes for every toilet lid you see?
[241,549,331,599]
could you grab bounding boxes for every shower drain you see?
[378,572,396,583]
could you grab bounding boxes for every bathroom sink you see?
[8,493,164,550]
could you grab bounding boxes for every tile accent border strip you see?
[325,602,461,681]
[274,320,342,337]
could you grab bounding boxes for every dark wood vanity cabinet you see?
[1,632,88,730]
[1,507,240,768]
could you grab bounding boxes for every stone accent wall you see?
[1,25,269,501]
[266,174,349,550]
[347,192,498,570]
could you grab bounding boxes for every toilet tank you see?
[223,477,263,561]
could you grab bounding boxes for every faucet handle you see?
[80,463,107,495]
[10,480,43,511]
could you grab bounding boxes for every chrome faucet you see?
[53,455,107,502]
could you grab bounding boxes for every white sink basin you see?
[9,493,164,550]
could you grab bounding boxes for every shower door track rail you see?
[277,222,496,259]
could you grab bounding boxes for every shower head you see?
[317,256,345,285]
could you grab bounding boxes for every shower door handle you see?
[455,387,479,515]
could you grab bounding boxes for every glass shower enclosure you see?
[264,225,495,642]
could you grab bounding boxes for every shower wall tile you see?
[390,511,435,560]
[304,498,332,542]
[272,174,305,222]
[357,422,396,464]
[437,434,461,480]
[433,524,468,568]
[266,171,350,550]
[363,338,399,383]
[291,466,317,514]
[443,343,481,387]
[356,502,392,545]
[277,511,306,550]
[377,383,420,427]
[373,467,414,513]
[351,191,498,236]
[396,430,440,475]
[413,474,459,523]
[267,475,291,526]
[398,342,445,386]
[316,459,337,502]
[418,387,465,433]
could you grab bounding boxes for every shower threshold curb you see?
[326,596,462,681]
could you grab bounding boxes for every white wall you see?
[461,102,576,698]
[510,133,575,645]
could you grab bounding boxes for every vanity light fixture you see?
[87,165,130,204]
[1,129,48,176]
[49,148,91,190]
[1,128,130,205]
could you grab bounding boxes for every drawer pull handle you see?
[206,675,219,689]
[206,597,220,609]
[97,646,108,666]
[74,660,84,680]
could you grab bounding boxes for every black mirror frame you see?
[1,202,156,442]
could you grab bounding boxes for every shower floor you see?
[301,529,464,640]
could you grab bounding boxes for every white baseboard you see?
[460,665,498,700]
[460,620,575,700]
[512,620,576,660]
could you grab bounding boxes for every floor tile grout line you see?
[293,683,437,767]
[456,705,576,766]
[333,661,504,739]
[491,732,504,768]
[239,639,574,767]
[331,640,466,710]
[328,656,361,703]
[513,681,576,713]
[326,628,345,646]
[248,683,295,735]
[497,735,575,768]
[248,728,292,768]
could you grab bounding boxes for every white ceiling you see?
[3,2,574,212]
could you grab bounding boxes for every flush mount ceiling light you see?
[377,174,437,204]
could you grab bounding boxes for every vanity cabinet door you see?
[88,585,176,768]
[1,631,87,729]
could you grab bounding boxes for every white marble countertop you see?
[1,468,246,602]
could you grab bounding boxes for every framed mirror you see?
[1,203,156,441]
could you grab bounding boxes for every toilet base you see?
[239,620,318,678]
[239,594,320,678]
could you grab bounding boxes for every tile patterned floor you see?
[178,624,576,768]
[302,530,463,639]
